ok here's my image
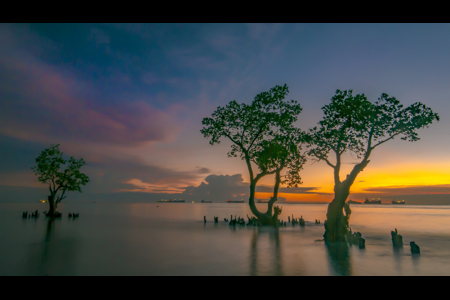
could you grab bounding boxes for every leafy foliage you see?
[32,144,90,203]
[201,84,306,186]
[254,128,306,187]
[201,84,307,222]
[306,89,440,184]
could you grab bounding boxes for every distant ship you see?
[227,199,244,203]
[392,200,405,204]
[157,199,185,203]
[347,200,362,204]
[257,199,269,203]
[364,197,382,204]
[201,200,212,203]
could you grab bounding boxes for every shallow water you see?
[1,202,450,275]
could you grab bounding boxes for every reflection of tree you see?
[325,242,352,276]
[249,227,283,276]
[25,218,78,275]
[25,218,56,275]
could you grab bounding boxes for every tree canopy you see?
[201,84,304,182]
[307,90,440,186]
[32,144,90,216]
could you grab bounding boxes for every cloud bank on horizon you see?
[1,23,450,204]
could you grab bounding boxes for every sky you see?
[1,23,450,204]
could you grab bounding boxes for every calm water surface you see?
[1,202,450,276]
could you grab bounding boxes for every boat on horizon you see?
[392,199,405,204]
[257,199,269,203]
[227,199,244,203]
[201,200,212,203]
[157,199,185,203]
[364,197,382,204]
[347,200,362,204]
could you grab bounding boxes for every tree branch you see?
[223,132,241,147]
[255,168,278,183]
[244,151,255,182]
[310,149,335,169]
[334,148,341,184]
[247,124,265,152]
[372,131,402,149]
[56,188,66,204]
[366,126,375,152]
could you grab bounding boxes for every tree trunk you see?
[248,172,281,226]
[46,194,61,218]
[324,158,370,243]
[266,170,281,216]
[248,181,273,225]
[324,182,351,243]
[248,181,261,217]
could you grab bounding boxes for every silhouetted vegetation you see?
[306,90,439,243]
[32,144,90,218]
[201,84,306,225]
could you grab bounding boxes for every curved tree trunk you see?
[244,151,284,226]
[324,159,370,243]
[266,170,281,216]
[248,170,282,226]
[324,183,351,243]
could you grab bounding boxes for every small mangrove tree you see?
[32,144,90,217]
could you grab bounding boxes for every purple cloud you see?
[0,25,180,147]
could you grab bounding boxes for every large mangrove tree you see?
[201,84,306,225]
[306,90,439,243]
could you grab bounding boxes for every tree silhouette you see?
[306,90,440,243]
[201,84,306,225]
[32,144,90,217]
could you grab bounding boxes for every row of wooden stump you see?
[347,228,420,254]
[203,216,420,255]
[22,210,40,218]
[22,211,80,219]
[204,215,321,227]
[391,228,420,254]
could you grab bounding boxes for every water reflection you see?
[393,245,404,273]
[25,218,79,276]
[411,252,420,271]
[325,242,352,276]
[249,227,283,276]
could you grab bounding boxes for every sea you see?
[1,201,450,276]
